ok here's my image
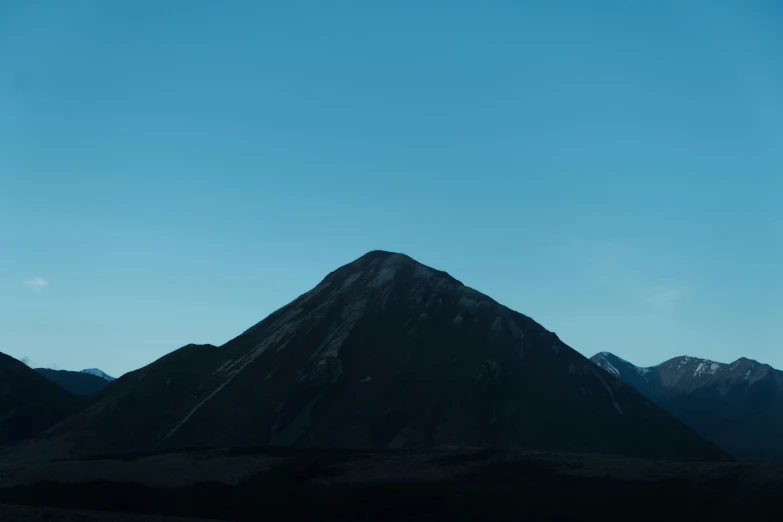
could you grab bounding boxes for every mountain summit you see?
[7,252,725,461]
[591,352,783,460]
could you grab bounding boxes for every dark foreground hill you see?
[6,251,724,462]
[0,447,781,522]
[0,352,80,446]
[592,352,783,461]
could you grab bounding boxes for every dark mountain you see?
[34,369,112,395]
[7,252,725,462]
[0,353,81,446]
[591,352,783,461]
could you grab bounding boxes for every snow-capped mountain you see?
[80,368,115,382]
[4,251,725,462]
[591,352,783,461]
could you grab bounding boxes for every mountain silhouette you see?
[4,252,725,462]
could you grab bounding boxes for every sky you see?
[1,0,781,377]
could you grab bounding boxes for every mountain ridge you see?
[591,351,783,460]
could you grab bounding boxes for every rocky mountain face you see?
[34,369,112,396]
[591,352,783,461]
[0,353,81,446]
[5,252,725,462]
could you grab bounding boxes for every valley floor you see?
[0,504,224,522]
[2,447,783,521]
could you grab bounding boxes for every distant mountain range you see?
[34,368,114,396]
[591,352,783,461]
[1,251,725,463]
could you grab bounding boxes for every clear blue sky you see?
[2,1,781,377]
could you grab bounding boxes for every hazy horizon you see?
[3,1,781,377]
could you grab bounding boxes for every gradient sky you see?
[2,1,781,377]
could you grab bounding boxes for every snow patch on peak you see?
[598,352,633,366]
[594,353,653,380]
[81,368,115,381]
[693,360,723,378]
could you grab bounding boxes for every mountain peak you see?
[357,249,412,262]
[348,250,431,270]
[593,353,776,388]
[732,356,768,367]
[590,352,652,381]
[340,250,419,269]
[322,251,464,291]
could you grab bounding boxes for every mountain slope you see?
[7,252,725,462]
[591,352,783,461]
[0,353,81,446]
[35,369,112,395]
